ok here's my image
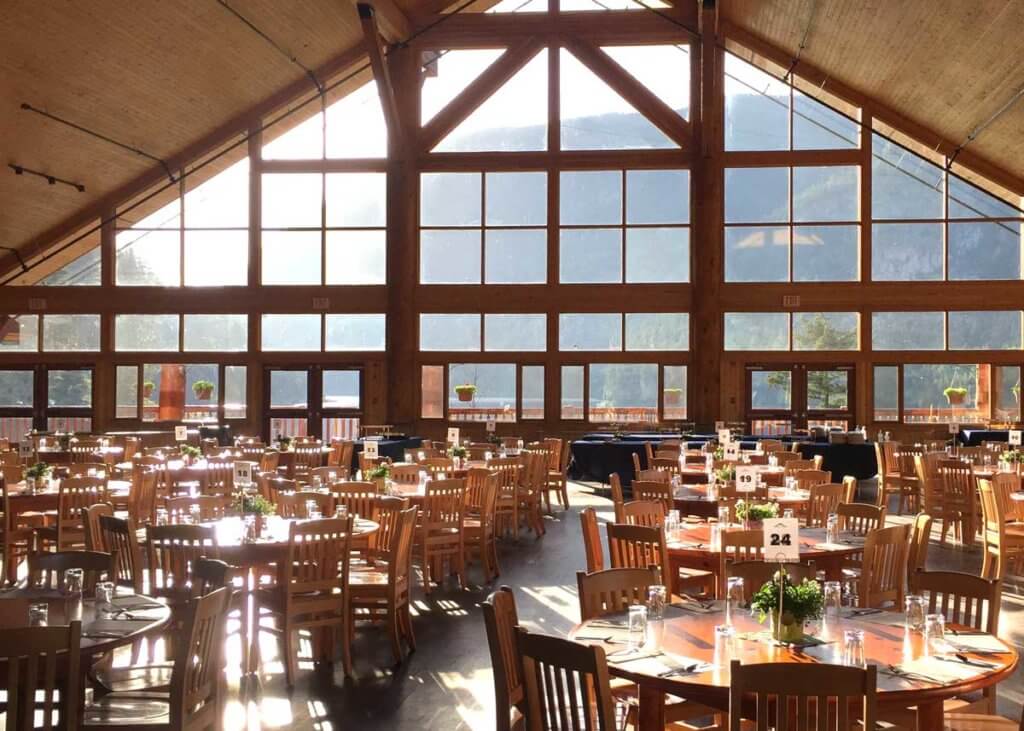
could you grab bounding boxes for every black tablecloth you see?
[352,437,422,470]
[796,442,878,480]
[959,429,1007,446]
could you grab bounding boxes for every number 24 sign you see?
[763,518,800,563]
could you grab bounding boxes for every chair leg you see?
[401,601,416,651]
[559,481,569,510]
[387,606,403,665]
[282,623,297,688]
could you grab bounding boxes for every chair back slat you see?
[146,524,218,599]
[483,586,525,731]
[580,508,604,573]
[99,514,145,593]
[1,623,82,731]
[859,524,910,609]
[606,523,669,588]
[576,567,660,621]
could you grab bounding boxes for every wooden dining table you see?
[672,484,810,519]
[36,446,124,466]
[3,479,131,515]
[678,464,786,486]
[570,604,1018,730]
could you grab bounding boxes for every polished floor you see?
[114,481,1024,729]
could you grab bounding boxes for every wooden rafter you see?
[358,3,404,147]
[561,36,690,150]
[351,0,412,43]
[419,36,545,152]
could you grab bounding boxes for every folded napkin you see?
[111,597,165,611]
[82,619,136,638]
[943,633,1011,654]
[610,652,715,677]
[888,655,992,684]
[670,600,719,615]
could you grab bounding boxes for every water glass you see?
[824,581,843,622]
[312,475,322,489]
[706,481,718,501]
[826,513,839,544]
[96,581,116,619]
[243,514,258,543]
[717,504,730,527]
[843,629,866,667]
[647,585,667,621]
[710,522,722,550]
[189,504,202,524]
[724,576,744,630]
[627,605,648,649]
[904,595,926,632]
[29,602,48,626]
[783,508,795,519]
[64,568,84,597]
[335,505,349,521]
[305,499,319,519]
[156,508,168,526]
[924,613,946,654]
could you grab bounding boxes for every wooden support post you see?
[352,0,411,44]
[358,3,404,147]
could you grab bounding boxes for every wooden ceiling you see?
[3,0,1024,271]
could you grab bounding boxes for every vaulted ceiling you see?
[3,0,1023,271]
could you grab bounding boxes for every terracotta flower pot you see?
[142,384,154,399]
[456,390,474,402]
[665,391,682,406]
[195,386,213,400]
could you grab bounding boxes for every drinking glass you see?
[156,508,168,526]
[826,513,839,544]
[335,505,349,521]
[96,581,116,619]
[924,613,946,655]
[824,581,843,622]
[627,605,648,650]
[64,568,84,597]
[717,505,730,528]
[843,629,866,667]
[647,585,667,622]
[29,603,48,626]
[904,595,926,632]
[243,514,257,543]
[710,522,722,550]
[305,499,319,519]
[783,508,795,519]
[189,504,202,524]
[724,577,744,631]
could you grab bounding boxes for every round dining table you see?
[570,604,1018,730]
[672,484,810,519]
[677,464,786,486]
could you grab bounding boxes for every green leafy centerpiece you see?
[750,570,824,643]
[714,464,735,484]
[368,463,391,492]
[735,501,778,525]
[23,462,52,491]
[179,444,202,463]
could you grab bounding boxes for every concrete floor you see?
[187,480,1024,729]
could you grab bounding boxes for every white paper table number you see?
[714,421,725,432]
[233,461,253,487]
[735,465,758,493]
[364,440,379,459]
[717,428,731,445]
[763,518,800,563]
[486,419,496,433]
[724,442,740,462]
[948,422,960,435]
[19,440,32,459]
[1011,430,1022,447]
[447,427,460,445]
[174,425,188,442]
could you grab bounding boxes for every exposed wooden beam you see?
[352,0,412,43]
[358,3,404,148]
[561,36,690,149]
[419,36,545,152]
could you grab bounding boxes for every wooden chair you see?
[309,465,345,486]
[782,459,818,477]
[491,457,522,538]
[166,494,230,522]
[201,459,233,497]
[83,587,229,730]
[128,466,158,526]
[806,483,845,527]
[465,470,500,582]
[728,660,877,731]
[609,473,626,521]
[291,442,325,478]
[773,451,802,466]
[391,463,422,485]
[259,449,280,473]
[719,528,764,597]
[98,514,145,594]
[542,437,570,513]
[580,508,604,573]
[649,457,682,478]
[516,628,617,731]
[606,522,670,589]
[350,506,418,667]
[83,502,114,551]
[938,458,977,546]
[483,587,526,731]
[842,475,858,503]
[890,451,922,515]
[631,479,674,514]
[726,561,816,602]
[27,550,114,594]
[634,468,670,484]
[1,621,82,731]
[328,439,355,474]
[293,490,336,518]
[907,512,933,591]
[414,478,466,593]
[255,517,353,684]
[836,502,885,535]
[146,524,218,605]
[875,440,902,509]
[517,450,547,538]
[794,469,831,491]
[857,523,909,608]
[979,479,1024,580]
[36,475,106,550]
[759,439,784,453]
[1,477,38,584]
[333,481,381,521]
[990,472,1024,523]
[620,500,665,528]
[576,567,660,621]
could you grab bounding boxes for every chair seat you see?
[349,569,389,587]
[944,712,1019,730]
[83,694,171,726]
[93,663,173,693]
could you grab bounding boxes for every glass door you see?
[746,364,855,435]
[265,366,363,441]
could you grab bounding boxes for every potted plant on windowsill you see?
[142,381,156,399]
[192,380,215,401]
[664,388,683,406]
[944,386,968,406]
[751,569,823,644]
[454,384,477,403]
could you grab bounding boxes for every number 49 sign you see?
[763,517,800,563]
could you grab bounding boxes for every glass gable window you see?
[448,363,517,421]
[588,364,658,422]
[871,312,944,351]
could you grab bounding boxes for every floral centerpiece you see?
[368,463,391,492]
[735,501,778,524]
[179,444,202,463]
[713,446,725,461]
[750,570,824,643]
[23,462,52,491]
[275,435,293,450]
[449,445,468,459]
[714,464,735,484]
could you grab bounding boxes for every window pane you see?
[184,314,247,352]
[626,170,689,224]
[522,365,544,419]
[40,246,101,286]
[420,173,481,226]
[419,314,480,351]
[995,365,1020,422]
[792,312,858,351]
[560,229,622,283]
[421,49,506,124]
[559,313,621,351]
[116,365,138,419]
[793,89,859,150]
[871,134,943,220]
[485,230,546,284]
[262,231,322,285]
[663,365,687,420]
[484,314,546,351]
[725,226,789,282]
[183,365,218,421]
[0,315,38,352]
[873,366,899,422]
[793,225,859,281]
[261,173,322,228]
[115,230,180,286]
[561,365,584,419]
[751,371,791,410]
[421,365,444,419]
[325,81,388,159]
[261,314,321,351]
[725,167,788,223]
[262,112,323,160]
[486,172,547,226]
[948,311,1021,350]
[184,158,249,227]
[325,314,386,351]
[793,166,858,222]
[603,45,690,120]
[225,366,246,419]
[560,171,621,225]
[48,369,91,407]
[589,364,657,422]
[948,222,1021,280]
[724,53,788,151]
[872,312,944,350]
[0,371,33,407]
[183,230,248,286]
[724,313,788,350]
[325,173,386,227]
[420,230,481,284]
[115,315,179,351]
[325,231,386,284]
[625,313,688,351]
[42,315,100,352]
[903,364,984,424]
[323,370,360,409]
[448,364,516,421]
[270,370,308,409]
[806,370,848,410]
[626,228,689,283]
[949,175,1021,219]
[871,223,943,281]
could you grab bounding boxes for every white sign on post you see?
[763,517,800,563]
[233,461,253,487]
[447,427,460,445]
[718,428,732,445]
[735,465,759,493]
[175,425,188,442]
[18,440,33,459]
[948,422,960,435]
[1010,430,1022,447]
[724,442,741,462]
[364,440,379,459]
[486,419,496,433]
[714,421,725,432]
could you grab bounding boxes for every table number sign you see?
[715,420,725,432]
[763,517,800,563]
[233,461,253,487]
[1011,430,1022,447]
[486,419,496,433]
[447,427,460,445]
[364,440,379,459]
[18,440,33,459]
[174,425,188,442]
[735,465,759,492]
[948,422,960,435]
[717,428,731,445]
[724,442,740,461]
